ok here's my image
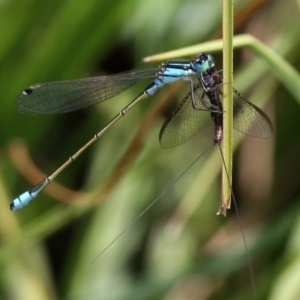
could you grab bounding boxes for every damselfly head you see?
[193,53,215,73]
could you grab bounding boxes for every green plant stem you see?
[144,33,300,106]
[220,0,234,215]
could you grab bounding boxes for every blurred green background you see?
[1,0,300,299]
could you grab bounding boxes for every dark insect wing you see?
[159,83,273,149]
[16,68,159,115]
[232,88,273,139]
[159,86,212,148]
[209,69,272,139]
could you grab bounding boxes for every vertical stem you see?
[219,0,234,215]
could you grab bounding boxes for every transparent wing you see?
[16,68,159,115]
[232,88,273,139]
[159,87,212,148]
[159,84,273,149]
